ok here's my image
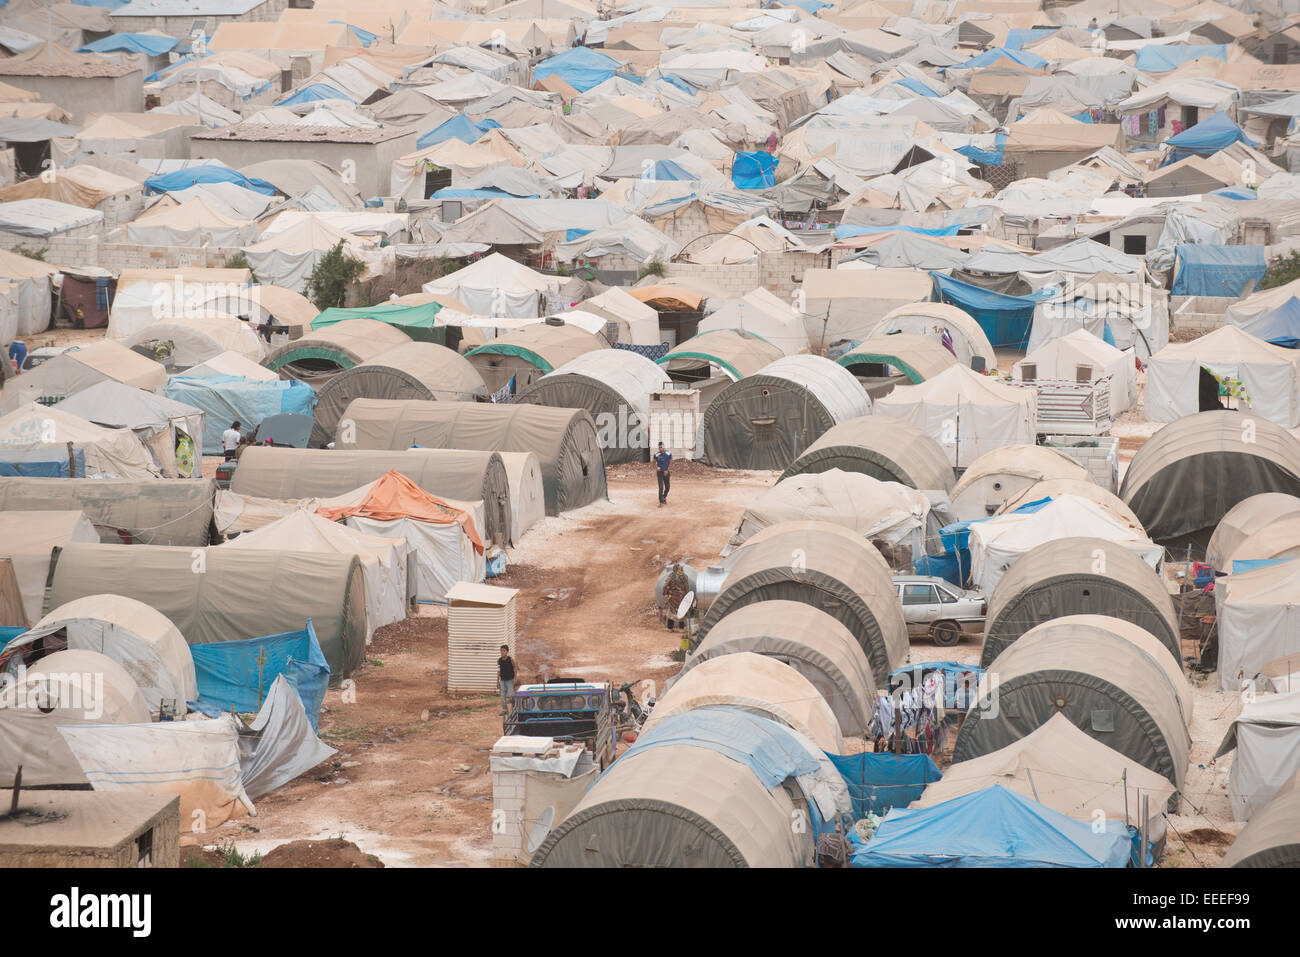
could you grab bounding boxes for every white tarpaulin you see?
[237,675,337,800]
[0,404,161,479]
[1013,328,1137,413]
[1216,560,1300,693]
[346,514,485,604]
[424,253,559,318]
[1216,688,1300,822]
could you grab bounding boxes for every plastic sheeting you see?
[236,674,337,800]
[1215,688,1300,821]
[828,751,942,819]
[932,273,1050,349]
[0,476,215,546]
[1215,561,1300,694]
[165,375,317,454]
[1164,111,1256,164]
[1170,245,1266,298]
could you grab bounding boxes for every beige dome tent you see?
[335,398,606,515]
[996,478,1143,528]
[123,316,268,370]
[0,339,168,413]
[264,318,412,386]
[227,446,514,546]
[0,510,99,625]
[0,476,216,546]
[641,652,844,753]
[0,404,161,479]
[700,521,907,681]
[868,301,998,371]
[956,615,1192,810]
[1218,517,1300,568]
[659,329,784,383]
[465,322,609,394]
[835,333,961,384]
[2,595,196,711]
[983,537,1179,667]
[1207,493,1300,569]
[515,349,671,465]
[778,415,954,492]
[948,443,1090,521]
[311,341,487,445]
[0,648,150,786]
[49,543,368,680]
[1120,410,1300,545]
[1220,773,1300,867]
[699,355,873,471]
[676,600,875,736]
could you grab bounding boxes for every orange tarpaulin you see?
[316,470,485,554]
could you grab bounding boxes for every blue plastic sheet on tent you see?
[1231,557,1295,573]
[1070,110,1093,123]
[80,33,178,55]
[0,627,24,645]
[1170,244,1266,297]
[1164,111,1257,164]
[946,46,1047,71]
[938,497,1051,553]
[432,188,540,199]
[1241,295,1300,347]
[956,133,1006,166]
[892,77,939,97]
[0,448,85,477]
[187,620,330,731]
[331,21,378,46]
[533,47,632,93]
[932,272,1049,348]
[417,114,501,149]
[1211,186,1257,200]
[165,375,317,454]
[644,159,694,181]
[849,785,1132,867]
[913,551,969,587]
[1003,27,1057,50]
[775,0,832,11]
[827,751,941,819]
[732,151,776,190]
[277,82,355,106]
[144,165,278,197]
[565,228,593,242]
[623,707,838,834]
[74,0,129,6]
[656,73,695,95]
[834,223,960,240]
[1133,43,1226,73]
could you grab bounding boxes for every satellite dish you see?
[526,805,557,854]
[676,590,695,619]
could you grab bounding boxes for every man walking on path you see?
[498,644,516,720]
[654,441,672,506]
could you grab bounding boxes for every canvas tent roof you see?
[983,536,1179,667]
[1120,410,1300,544]
[949,443,1090,519]
[659,329,784,381]
[264,318,413,384]
[0,476,214,546]
[698,287,809,356]
[0,404,159,479]
[1014,327,1137,413]
[1219,775,1300,867]
[700,520,907,681]
[334,398,607,515]
[1214,560,1300,696]
[1207,494,1300,569]
[424,252,559,318]
[0,510,99,625]
[0,340,168,413]
[123,316,267,370]
[49,543,368,680]
[836,333,961,383]
[996,478,1142,528]
[779,415,954,491]
[1214,686,1300,820]
[465,323,609,381]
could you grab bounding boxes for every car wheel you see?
[932,621,961,647]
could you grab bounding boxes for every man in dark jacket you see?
[498,645,516,717]
[654,442,672,506]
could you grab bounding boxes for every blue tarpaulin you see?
[144,165,278,197]
[932,272,1050,348]
[276,82,354,106]
[416,114,501,150]
[165,375,317,454]
[732,151,776,190]
[946,46,1047,71]
[1238,295,1300,347]
[533,47,631,93]
[827,751,942,819]
[775,0,831,11]
[187,620,330,731]
[1231,557,1295,573]
[330,20,378,46]
[1211,186,1257,200]
[80,33,178,55]
[850,785,1133,867]
[0,626,25,645]
[643,159,695,181]
[892,77,939,97]
[1170,244,1267,297]
[834,223,961,239]
[1133,43,1226,73]
[938,496,1051,553]
[913,551,969,587]
[956,133,1006,166]
[0,448,85,477]
[1164,110,1257,164]
[1003,28,1057,50]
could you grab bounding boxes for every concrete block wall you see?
[113,0,289,37]
[1043,435,1120,493]
[1171,295,1231,336]
[663,260,762,297]
[98,189,147,230]
[649,389,701,459]
[0,225,100,268]
[99,241,243,272]
[490,768,526,865]
[651,204,713,246]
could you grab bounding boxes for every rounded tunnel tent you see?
[641,652,844,752]
[1207,493,1300,569]
[1120,410,1300,545]
[835,333,960,383]
[530,743,810,868]
[955,615,1192,811]
[983,536,1180,667]
[123,317,267,370]
[948,443,1090,521]
[676,600,876,737]
[1218,515,1300,567]
[464,322,609,394]
[658,329,784,382]
[263,317,413,386]
[0,476,216,545]
[515,348,670,465]
[0,594,197,711]
[48,543,368,681]
[868,301,998,371]
[310,341,488,447]
[1220,776,1300,867]
[698,521,908,682]
[778,415,955,491]
[229,446,513,546]
[699,355,873,470]
[335,398,607,515]
[995,478,1144,529]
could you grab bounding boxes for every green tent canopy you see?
[311,302,447,344]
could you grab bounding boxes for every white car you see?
[892,575,986,646]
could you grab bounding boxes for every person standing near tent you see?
[498,644,516,719]
[654,442,672,506]
[223,420,242,460]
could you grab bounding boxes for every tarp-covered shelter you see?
[699,521,907,682]
[49,544,368,680]
[790,366,959,452]
[424,252,559,318]
[164,375,316,455]
[335,398,606,515]
[0,339,167,413]
[122,317,268,371]
[1215,688,1300,821]
[1013,328,1137,414]
[982,537,1180,668]
[676,600,875,736]
[955,615,1192,809]
[0,510,99,625]
[310,341,488,446]
[1219,775,1300,866]
[264,318,412,386]
[800,268,934,347]
[0,404,159,479]
[52,381,204,479]
[948,444,1089,521]
[229,447,512,547]
[836,333,960,384]
[1120,410,1300,545]
[0,594,196,711]
[465,322,609,395]
[700,355,873,470]
[0,476,215,545]
[1207,494,1300,569]
[515,348,669,464]
[1215,560,1300,694]
[874,365,1037,469]
[658,329,784,382]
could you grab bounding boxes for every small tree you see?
[637,258,666,280]
[306,240,366,308]
[1260,250,1300,291]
